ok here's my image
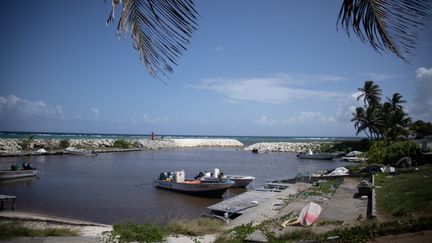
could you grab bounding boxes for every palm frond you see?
[107,0,199,79]
[337,0,431,61]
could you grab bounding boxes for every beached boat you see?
[195,168,255,188]
[0,169,38,180]
[154,170,234,197]
[65,147,97,156]
[297,150,335,160]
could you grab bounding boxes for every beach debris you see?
[281,202,322,227]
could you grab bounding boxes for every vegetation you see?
[351,81,411,141]
[59,139,70,149]
[113,139,133,149]
[318,139,371,153]
[20,134,36,150]
[105,218,222,243]
[375,165,432,217]
[0,222,78,240]
[410,120,432,139]
[106,1,431,78]
[308,178,344,196]
[368,141,421,166]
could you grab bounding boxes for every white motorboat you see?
[0,169,38,180]
[195,168,255,188]
[65,147,97,156]
[154,170,234,198]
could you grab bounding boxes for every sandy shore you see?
[0,211,112,239]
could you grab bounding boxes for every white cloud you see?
[254,115,278,126]
[363,72,400,81]
[411,67,432,121]
[194,74,346,104]
[335,92,363,122]
[283,111,335,124]
[0,95,64,121]
[214,45,224,52]
[91,107,100,117]
[131,114,169,124]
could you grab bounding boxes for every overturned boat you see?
[154,170,234,198]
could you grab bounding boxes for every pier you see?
[207,182,311,226]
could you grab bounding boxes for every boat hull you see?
[224,175,255,188]
[0,170,38,180]
[297,154,335,160]
[154,179,234,198]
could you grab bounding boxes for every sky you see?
[0,0,431,137]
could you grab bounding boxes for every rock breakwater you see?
[244,142,322,153]
[0,138,244,156]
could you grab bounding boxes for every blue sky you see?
[1,0,431,137]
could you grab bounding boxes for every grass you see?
[105,218,223,242]
[307,177,343,196]
[0,222,78,240]
[375,164,432,217]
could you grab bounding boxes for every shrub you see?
[108,223,166,243]
[368,141,421,166]
[113,139,132,149]
[59,139,70,149]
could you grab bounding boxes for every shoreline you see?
[0,138,324,157]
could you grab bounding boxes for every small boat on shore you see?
[65,147,97,156]
[154,170,234,197]
[0,164,38,180]
[195,168,255,188]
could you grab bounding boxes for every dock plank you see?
[207,190,279,215]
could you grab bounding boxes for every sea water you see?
[0,147,352,224]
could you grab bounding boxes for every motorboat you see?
[195,168,255,188]
[154,170,234,198]
[65,147,97,156]
[0,163,38,180]
[297,150,335,160]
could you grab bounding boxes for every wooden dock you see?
[0,195,16,210]
[207,182,293,219]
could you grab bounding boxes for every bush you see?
[113,139,132,149]
[59,139,70,149]
[368,141,421,166]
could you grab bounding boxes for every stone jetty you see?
[0,138,244,156]
[244,142,322,153]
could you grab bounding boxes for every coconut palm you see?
[107,0,431,78]
[106,0,198,79]
[357,80,382,107]
[351,107,369,138]
[387,93,406,110]
[337,0,431,62]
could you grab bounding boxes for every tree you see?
[107,0,431,78]
[352,81,411,141]
[357,80,382,107]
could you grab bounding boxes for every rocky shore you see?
[0,138,244,156]
[244,142,323,153]
[0,137,327,156]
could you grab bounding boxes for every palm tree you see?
[357,80,382,107]
[387,93,406,110]
[107,0,431,78]
[351,107,370,138]
[337,0,431,62]
[106,0,198,79]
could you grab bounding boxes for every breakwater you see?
[0,138,244,155]
[244,142,323,153]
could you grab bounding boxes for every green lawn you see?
[375,165,432,217]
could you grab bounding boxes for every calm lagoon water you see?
[0,148,350,224]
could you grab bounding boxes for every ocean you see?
[0,131,360,146]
